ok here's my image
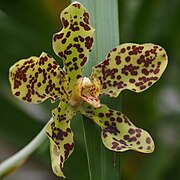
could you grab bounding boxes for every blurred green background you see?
[0,0,179,179]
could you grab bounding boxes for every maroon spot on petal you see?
[61,38,67,44]
[136,133,141,138]
[64,50,72,55]
[110,117,115,121]
[80,57,87,66]
[123,134,129,140]
[131,71,138,76]
[60,155,63,162]
[163,54,166,58]
[154,69,160,74]
[112,142,119,149]
[83,12,89,24]
[140,85,146,90]
[129,79,135,83]
[67,44,72,50]
[66,128,71,133]
[53,33,64,42]
[69,67,74,71]
[145,50,150,56]
[62,17,69,28]
[76,74,82,79]
[136,128,142,133]
[115,56,121,65]
[26,84,30,88]
[128,128,135,134]
[146,137,151,144]
[117,117,122,123]
[22,97,26,100]
[112,48,117,52]
[136,141,140,145]
[142,68,149,75]
[72,57,78,62]
[15,91,20,96]
[84,24,91,31]
[117,75,121,80]
[79,54,84,58]
[72,3,81,8]
[103,131,108,138]
[117,147,122,150]
[58,51,64,58]
[137,59,142,64]
[99,113,104,117]
[64,143,74,159]
[132,136,137,142]
[78,35,84,42]
[125,56,131,62]
[120,139,127,145]
[139,46,144,50]
[79,21,84,27]
[121,48,126,53]
[127,46,131,50]
[107,53,111,58]
[128,138,133,142]
[37,82,41,87]
[66,31,71,38]
[85,36,93,49]
[73,37,78,42]
[135,82,143,87]
[70,22,80,32]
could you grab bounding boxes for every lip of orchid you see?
[69,76,101,108]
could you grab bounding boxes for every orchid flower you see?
[9,1,168,178]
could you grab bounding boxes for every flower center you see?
[69,76,101,108]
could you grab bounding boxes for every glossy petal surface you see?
[53,2,95,90]
[91,43,168,97]
[80,103,154,153]
[9,52,68,103]
[46,102,76,177]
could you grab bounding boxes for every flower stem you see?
[0,118,52,178]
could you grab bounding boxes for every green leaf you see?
[72,0,121,180]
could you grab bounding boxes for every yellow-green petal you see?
[46,102,76,177]
[9,52,69,103]
[91,43,168,97]
[53,2,95,91]
[80,103,154,153]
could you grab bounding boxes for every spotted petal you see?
[91,43,168,97]
[46,102,76,177]
[9,52,68,103]
[53,2,95,90]
[80,103,154,153]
